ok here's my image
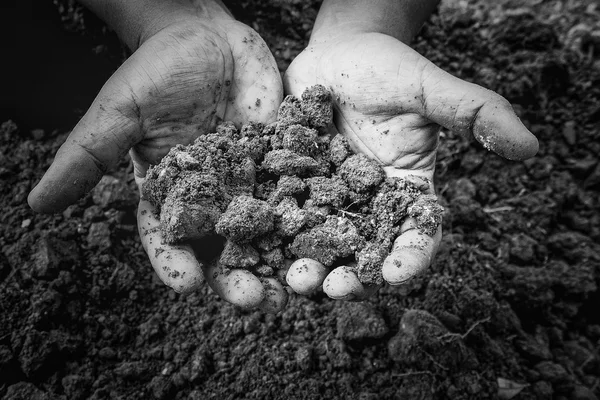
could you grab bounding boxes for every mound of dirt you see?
[142,85,443,285]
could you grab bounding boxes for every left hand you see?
[284,33,538,300]
[27,3,287,311]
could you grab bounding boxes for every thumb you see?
[28,71,143,213]
[417,62,539,160]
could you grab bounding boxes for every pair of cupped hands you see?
[28,2,538,313]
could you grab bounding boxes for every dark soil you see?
[2,0,600,399]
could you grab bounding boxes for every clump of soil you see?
[142,85,443,285]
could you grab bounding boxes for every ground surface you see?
[1,0,600,399]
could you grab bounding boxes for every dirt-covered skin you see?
[3,1,600,399]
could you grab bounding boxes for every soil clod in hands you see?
[141,84,443,286]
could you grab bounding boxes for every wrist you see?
[78,0,234,50]
[310,0,439,45]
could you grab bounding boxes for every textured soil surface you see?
[2,0,600,399]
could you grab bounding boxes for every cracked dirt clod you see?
[215,195,275,243]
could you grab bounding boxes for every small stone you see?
[21,219,31,228]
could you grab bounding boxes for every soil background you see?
[1,0,600,399]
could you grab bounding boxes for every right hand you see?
[28,3,287,311]
[284,32,538,301]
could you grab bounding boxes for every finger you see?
[382,218,442,285]
[258,277,289,313]
[137,199,204,294]
[286,258,329,295]
[28,69,145,213]
[203,262,265,309]
[223,24,283,125]
[416,60,538,160]
[323,266,380,301]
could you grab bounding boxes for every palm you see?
[28,15,286,307]
[285,33,440,181]
[284,33,538,300]
[104,18,283,168]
